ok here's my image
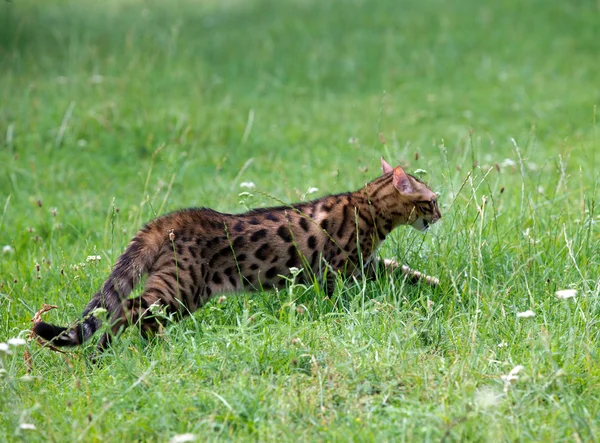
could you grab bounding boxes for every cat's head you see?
[381,157,442,231]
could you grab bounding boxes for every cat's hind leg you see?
[95,272,189,354]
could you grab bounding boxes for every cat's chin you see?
[411,219,430,232]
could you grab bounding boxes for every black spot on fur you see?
[266,213,279,222]
[232,236,246,249]
[320,219,329,231]
[337,206,349,238]
[299,217,310,232]
[277,226,293,242]
[189,263,199,288]
[250,263,260,271]
[206,238,220,249]
[310,250,320,268]
[255,243,271,261]
[212,273,223,284]
[286,245,299,268]
[266,266,278,279]
[224,267,233,276]
[228,276,237,287]
[308,235,317,249]
[233,221,245,233]
[251,229,268,242]
[236,253,247,262]
[248,218,260,225]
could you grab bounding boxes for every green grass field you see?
[1,0,599,440]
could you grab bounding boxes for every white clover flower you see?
[239,182,256,189]
[497,342,508,348]
[86,255,102,262]
[7,338,26,346]
[516,310,535,318]
[474,387,502,409]
[501,365,524,393]
[306,187,319,195]
[19,423,36,431]
[500,158,516,167]
[169,433,197,443]
[2,245,14,254]
[555,289,577,300]
[0,343,12,355]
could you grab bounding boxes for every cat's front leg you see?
[380,258,440,286]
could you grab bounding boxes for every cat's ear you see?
[392,166,414,193]
[381,157,394,174]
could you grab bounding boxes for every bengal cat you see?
[33,157,442,354]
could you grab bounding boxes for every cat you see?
[33,157,441,354]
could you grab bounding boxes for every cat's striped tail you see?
[32,230,162,347]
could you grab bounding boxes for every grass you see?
[1,0,599,440]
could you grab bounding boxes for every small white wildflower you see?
[86,255,102,262]
[0,343,12,355]
[501,365,524,393]
[497,342,508,348]
[169,433,197,443]
[148,302,164,315]
[500,158,516,167]
[239,182,256,189]
[348,136,359,144]
[7,338,26,347]
[306,187,319,195]
[2,245,14,254]
[555,289,577,300]
[218,295,227,304]
[516,310,535,318]
[19,423,36,431]
[50,207,58,217]
[238,192,252,197]
[414,169,428,175]
[90,74,104,84]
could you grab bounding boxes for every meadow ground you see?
[1,0,599,440]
